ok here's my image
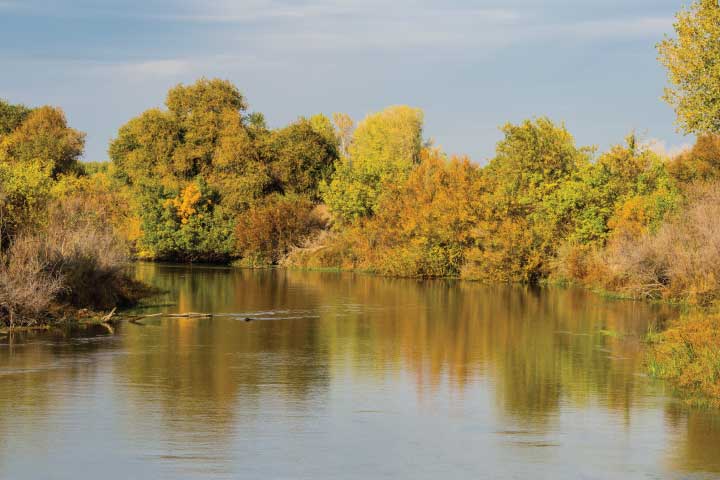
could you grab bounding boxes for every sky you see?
[0,0,693,163]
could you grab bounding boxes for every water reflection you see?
[0,263,717,479]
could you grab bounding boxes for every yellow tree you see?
[323,105,424,222]
[658,0,720,134]
[0,106,85,176]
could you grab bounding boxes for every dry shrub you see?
[45,197,143,309]
[552,242,594,283]
[579,183,720,305]
[0,196,148,327]
[0,236,64,326]
[235,194,327,267]
[282,230,357,271]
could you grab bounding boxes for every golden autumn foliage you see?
[648,313,720,406]
[658,0,720,135]
[668,134,720,185]
[235,194,326,267]
[287,149,483,277]
[0,105,85,177]
[165,183,204,225]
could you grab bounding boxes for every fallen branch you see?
[107,311,261,324]
[101,307,117,324]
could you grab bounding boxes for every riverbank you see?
[0,276,154,333]
[646,312,720,407]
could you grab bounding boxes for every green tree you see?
[0,160,54,248]
[108,108,180,184]
[547,134,678,246]
[138,179,235,262]
[269,118,338,200]
[658,0,720,134]
[0,106,85,177]
[465,118,591,282]
[0,100,32,136]
[209,109,272,212]
[323,105,424,222]
[109,78,251,183]
[166,78,248,177]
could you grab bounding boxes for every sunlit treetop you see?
[0,105,85,177]
[0,100,32,137]
[658,0,720,134]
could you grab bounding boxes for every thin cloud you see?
[110,59,193,77]
[84,54,286,80]
[134,4,523,25]
[556,16,673,39]
[0,2,675,62]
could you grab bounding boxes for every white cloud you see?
[643,137,693,159]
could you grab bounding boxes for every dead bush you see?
[574,182,720,305]
[0,196,148,327]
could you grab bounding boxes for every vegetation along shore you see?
[1,1,720,404]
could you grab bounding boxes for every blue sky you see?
[0,0,691,163]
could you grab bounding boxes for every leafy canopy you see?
[658,0,720,134]
[323,105,423,222]
[0,106,85,177]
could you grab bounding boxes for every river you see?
[0,263,719,479]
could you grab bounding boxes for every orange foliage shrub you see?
[235,194,326,266]
[287,149,483,277]
[668,134,720,184]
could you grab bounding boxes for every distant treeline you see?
[3,80,720,305]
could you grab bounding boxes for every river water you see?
[1,263,719,479]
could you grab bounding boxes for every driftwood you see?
[95,311,261,328]
[118,312,255,319]
[114,311,233,321]
[101,307,117,324]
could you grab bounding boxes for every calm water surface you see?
[1,263,719,479]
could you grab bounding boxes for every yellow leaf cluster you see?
[166,183,203,224]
